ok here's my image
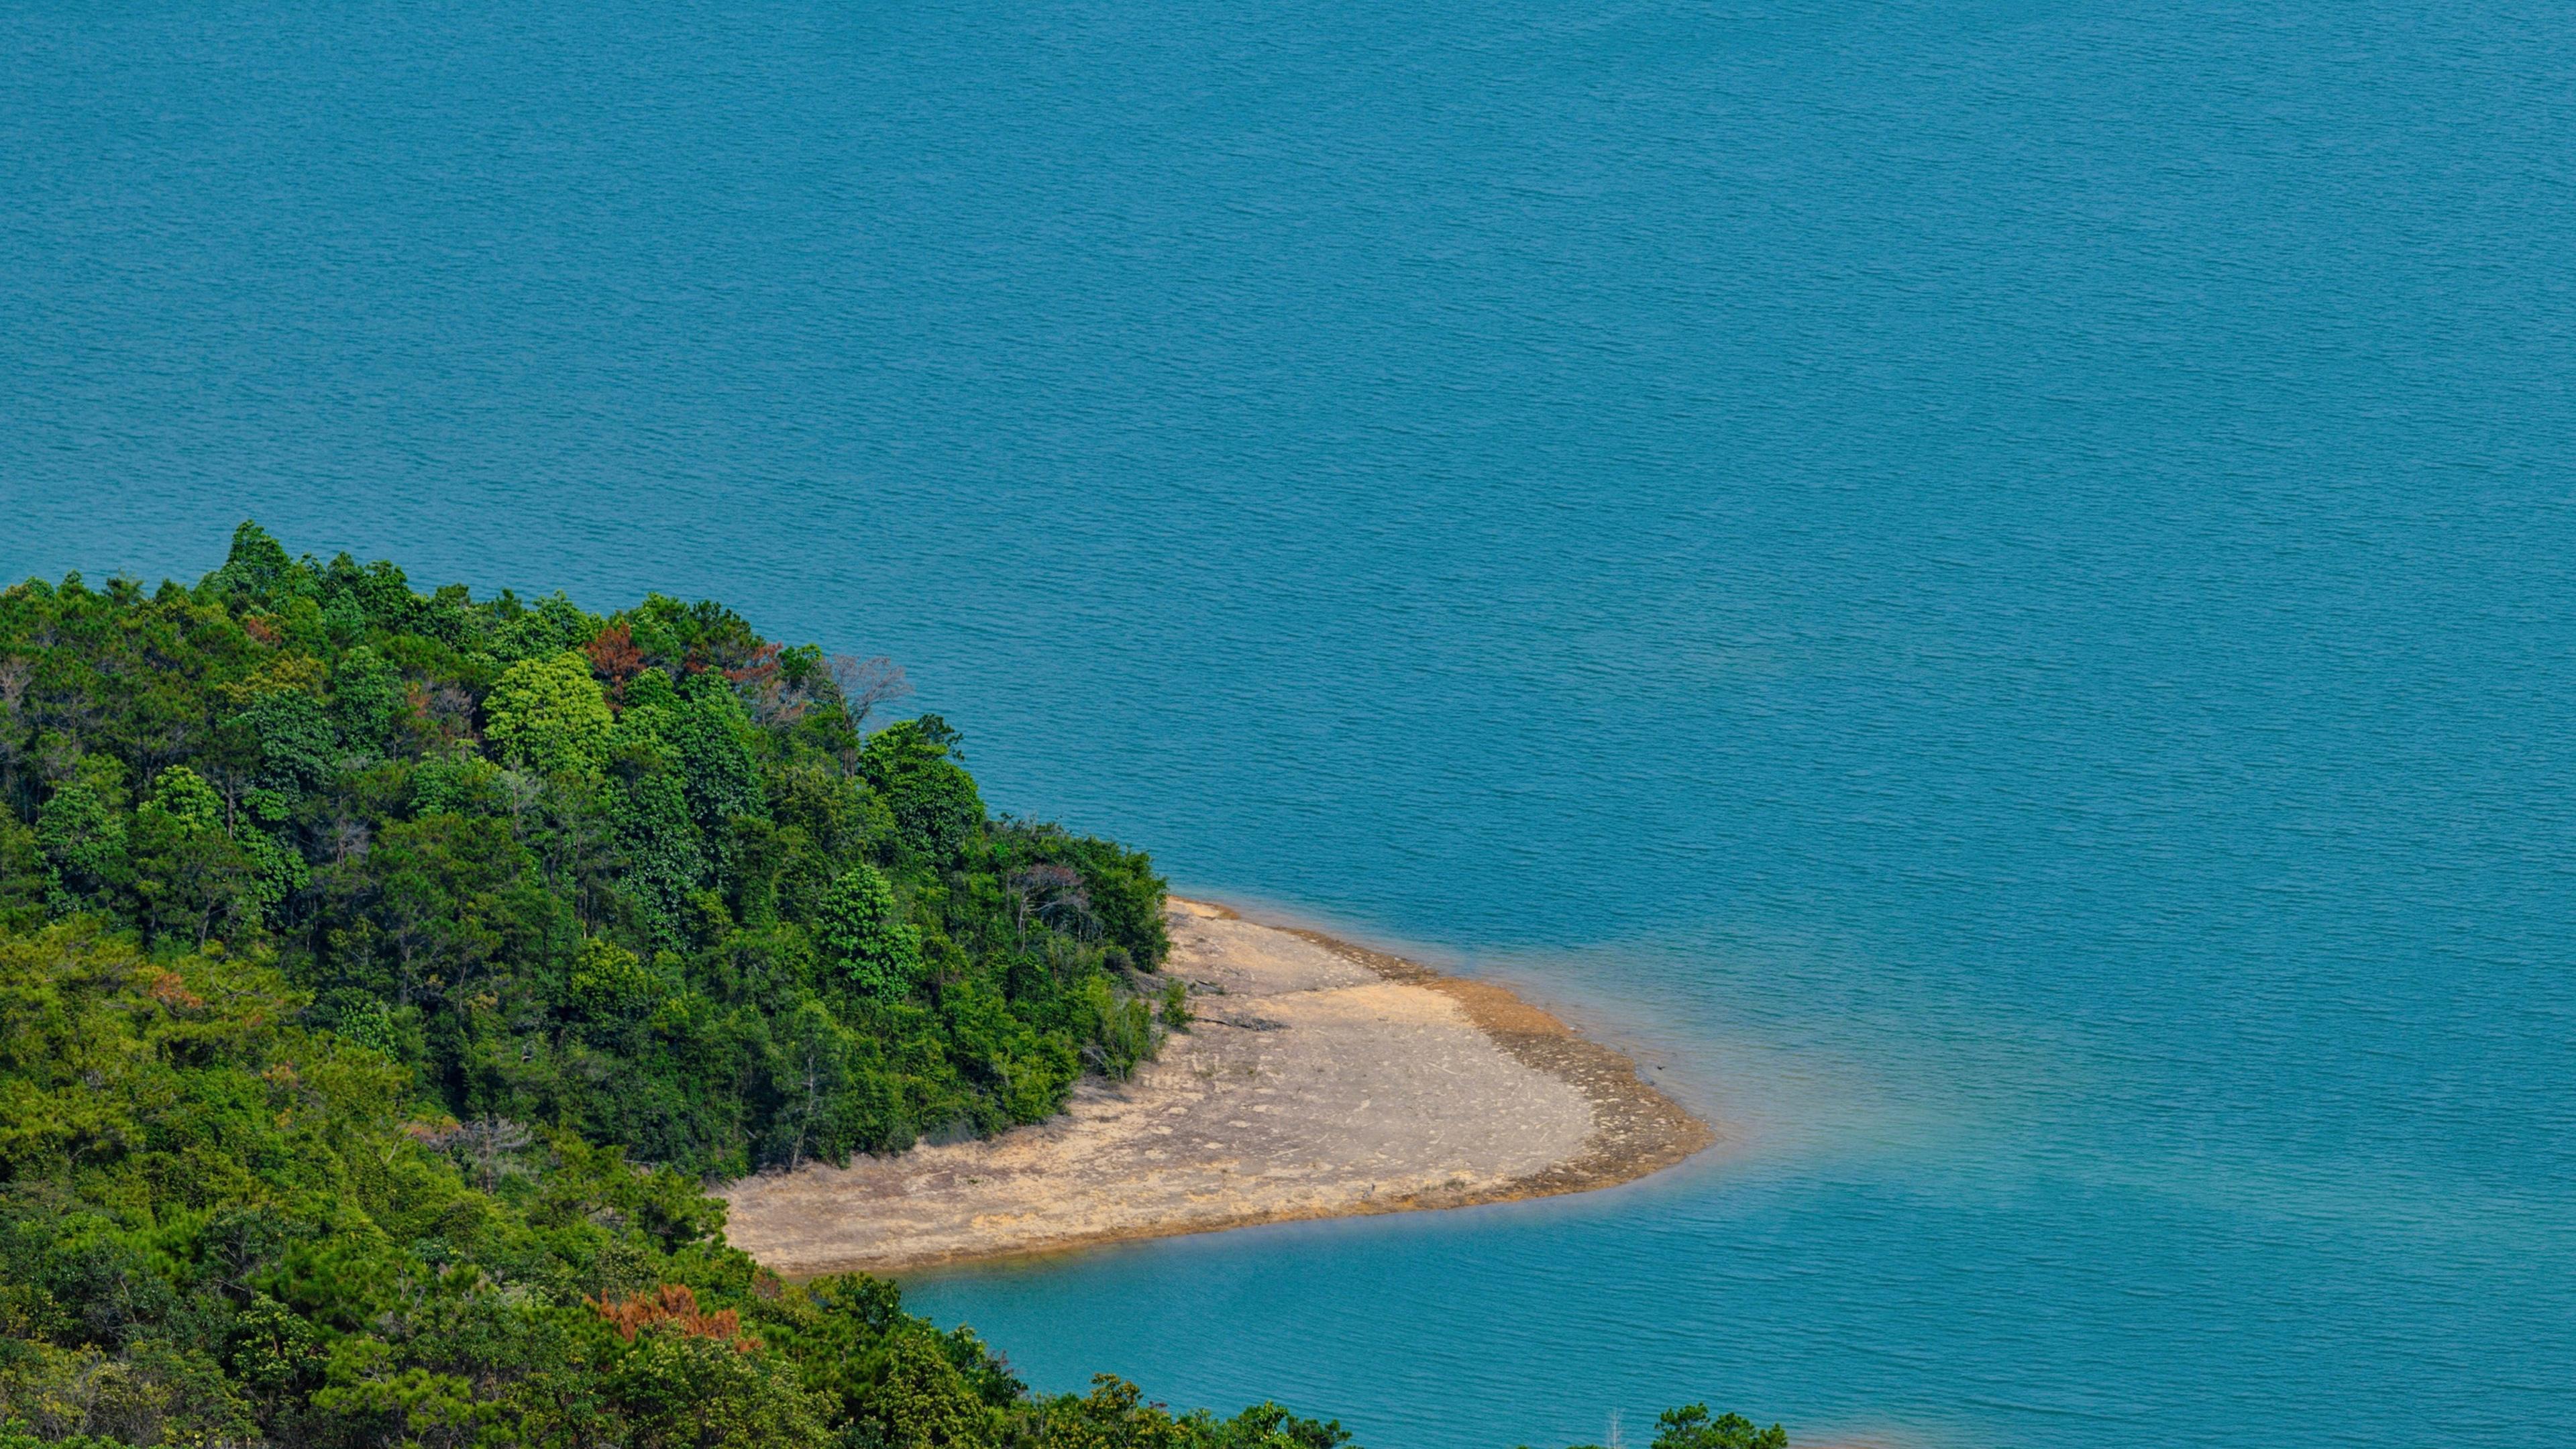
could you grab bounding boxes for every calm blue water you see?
[6,1,2573,1444]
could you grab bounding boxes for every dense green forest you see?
[0,527,1786,1448]
[0,524,1170,1177]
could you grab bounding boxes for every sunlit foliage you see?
[0,523,1173,1177]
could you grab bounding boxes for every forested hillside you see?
[0,527,1784,1448]
[0,524,1170,1177]
[0,920,1360,1449]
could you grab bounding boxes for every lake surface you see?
[5,1,2573,1444]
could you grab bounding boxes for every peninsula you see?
[0,525,1764,1449]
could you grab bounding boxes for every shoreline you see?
[1230,901,1719,1220]
[716,899,1717,1277]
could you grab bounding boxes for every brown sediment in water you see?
[715,899,1716,1277]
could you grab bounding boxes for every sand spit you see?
[716,899,1715,1276]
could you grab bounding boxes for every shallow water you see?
[5,1,2573,1444]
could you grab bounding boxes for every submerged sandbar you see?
[716,900,1715,1275]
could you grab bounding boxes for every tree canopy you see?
[0,523,1174,1177]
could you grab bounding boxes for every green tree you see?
[323,811,546,1008]
[836,1327,1007,1449]
[1651,1404,1788,1449]
[34,773,127,914]
[604,1328,834,1449]
[1192,1402,1354,1449]
[125,765,254,946]
[816,863,921,1000]
[763,996,853,1168]
[859,716,983,862]
[207,519,309,602]
[1059,834,1171,969]
[607,737,709,946]
[572,934,667,1024]
[484,649,613,776]
[235,787,309,924]
[229,686,338,794]
[679,680,765,814]
[0,816,46,932]
[142,761,222,831]
[330,643,407,756]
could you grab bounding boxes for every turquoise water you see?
[6,1,2573,1444]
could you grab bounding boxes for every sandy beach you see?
[717,899,1715,1275]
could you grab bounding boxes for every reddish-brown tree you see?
[584,622,646,691]
[590,1284,760,1351]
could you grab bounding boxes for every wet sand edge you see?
[1232,902,1719,1214]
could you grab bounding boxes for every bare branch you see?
[1008,863,1098,940]
[826,655,912,733]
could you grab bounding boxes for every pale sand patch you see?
[716,899,1714,1275]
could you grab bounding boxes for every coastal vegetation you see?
[0,526,1783,1448]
